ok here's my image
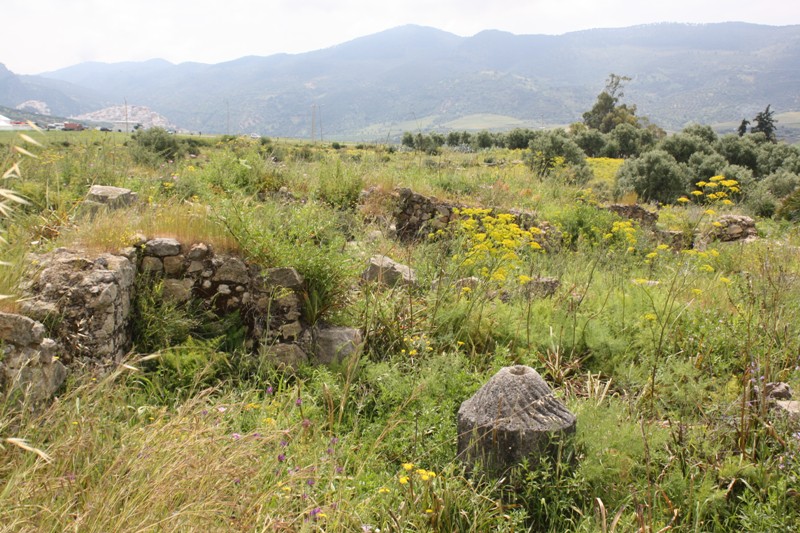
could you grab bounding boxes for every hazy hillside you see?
[2,22,800,138]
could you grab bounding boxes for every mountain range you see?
[2,22,800,140]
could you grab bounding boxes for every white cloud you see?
[2,0,799,74]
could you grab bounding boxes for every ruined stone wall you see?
[0,312,66,404]
[20,249,137,367]
[392,187,562,249]
[2,238,361,403]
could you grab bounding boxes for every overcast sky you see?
[4,0,800,74]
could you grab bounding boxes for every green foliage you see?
[131,277,199,353]
[195,147,275,196]
[751,104,778,142]
[658,131,714,164]
[7,129,800,530]
[608,122,644,158]
[130,127,185,165]
[615,149,688,203]
[316,160,365,209]
[552,202,621,249]
[716,133,760,173]
[777,187,800,221]
[526,129,592,183]
[574,128,607,157]
[219,199,358,325]
[582,74,640,133]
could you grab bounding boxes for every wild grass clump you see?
[219,198,360,325]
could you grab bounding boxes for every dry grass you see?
[61,202,241,255]
[0,375,357,532]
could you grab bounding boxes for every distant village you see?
[1,113,155,133]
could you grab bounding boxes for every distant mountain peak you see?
[3,23,799,139]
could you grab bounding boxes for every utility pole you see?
[310,103,317,142]
[318,105,323,142]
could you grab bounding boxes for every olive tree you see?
[615,149,688,204]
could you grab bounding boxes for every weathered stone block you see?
[86,185,138,208]
[141,256,163,273]
[712,215,757,242]
[362,255,417,287]
[264,343,308,371]
[0,312,45,346]
[265,267,305,290]
[213,257,250,284]
[162,278,195,304]
[313,326,363,365]
[144,238,182,257]
[186,243,211,260]
[457,365,576,477]
[0,312,67,404]
[163,255,185,276]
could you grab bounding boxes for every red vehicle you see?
[63,122,84,131]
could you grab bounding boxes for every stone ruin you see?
[606,203,658,227]
[0,312,66,404]
[392,187,459,240]
[710,214,757,242]
[1,238,362,404]
[457,365,576,477]
[391,187,562,250]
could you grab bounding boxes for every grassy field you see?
[1,129,800,531]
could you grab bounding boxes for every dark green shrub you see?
[526,130,591,183]
[615,149,688,204]
[130,127,184,164]
[777,187,800,221]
